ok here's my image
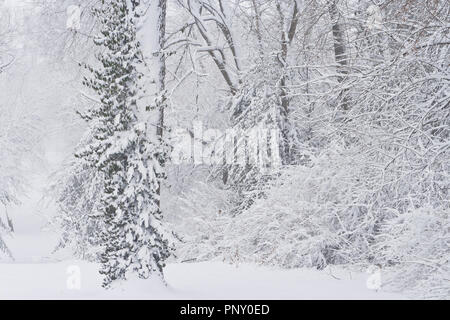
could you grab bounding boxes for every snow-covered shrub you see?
[49,159,104,261]
[214,142,385,268]
[0,207,13,260]
[163,168,234,262]
[375,206,449,299]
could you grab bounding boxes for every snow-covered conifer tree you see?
[77,0,172,287]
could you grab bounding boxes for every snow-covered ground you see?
[0,176,405,300]
[0,260,404,300]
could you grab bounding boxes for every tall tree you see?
[155,0,168,209]
[327,0,349,112]
[77,0,172,287]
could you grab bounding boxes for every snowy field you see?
[0,187,404,300]
[0,259,404,300]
